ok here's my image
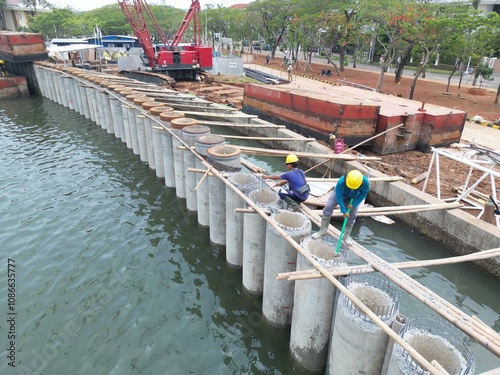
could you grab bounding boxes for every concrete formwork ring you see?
[159,111,185,125]
[228,172,259,195]
[170,117,197,130]
[207,145,241,172]
[142,101,162,110]
[125,93,146,102]
[247,189,280,210]
[133,96,155,105]
[150,106,174,116]
[389,316,475,375]
[194,135,225,157]
[301,236,348,265]
[182,125,211,147]
[342,273,401,323]
[269,210,312,238]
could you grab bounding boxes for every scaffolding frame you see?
[422,146,500,228]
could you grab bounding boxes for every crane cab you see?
[155,46,212,80]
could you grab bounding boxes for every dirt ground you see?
[174,54,500,205]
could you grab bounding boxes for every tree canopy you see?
[24,0,500,98]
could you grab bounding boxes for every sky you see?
[50,0,248,12]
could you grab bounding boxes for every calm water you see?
[0,97,498,374]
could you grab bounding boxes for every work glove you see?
[347,204,353,210]
[343,212,350,218]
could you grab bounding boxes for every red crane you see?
[117,0,212,82]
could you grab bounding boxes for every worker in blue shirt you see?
[312,170,370,245]
[262,154,310,211]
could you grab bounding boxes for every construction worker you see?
[287,63,293,81]
[312,170,370,245]
[262,154,310,211]
[0,60,8,77]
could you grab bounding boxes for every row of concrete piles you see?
[32,63,476,375]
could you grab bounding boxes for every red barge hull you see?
[242,83,466,154]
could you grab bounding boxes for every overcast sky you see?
[51,0,248,12]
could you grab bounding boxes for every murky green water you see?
[0,97,498,374]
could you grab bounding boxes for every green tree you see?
[289,0,331,67]
[148,5,186,42]
[357,0,435,93]
[29,8,76,39]
[23,0,52,15]
[82,5,131,36]
[246,0,296,59]
[0,0,7,30]
[224,7,253,54]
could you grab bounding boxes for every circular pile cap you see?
[207,145,240,158]
[182,125,210,135]
[171,117,197,129]
[119,89,138,95]
[109,85,127,91]
[195,134,225,145]
[150,106,174,116]
[133,96,155,105]
[126,93,146,102]
[119,89,138,96]
[103,82,123,89]
[142,101,162,110]
[160,111,185,122]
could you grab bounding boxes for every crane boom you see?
[117,0,213,83]
[171,0,202,47]
[117,0,170,68]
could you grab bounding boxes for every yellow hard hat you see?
[346,170,363,189]
[285,154,299,164]
[0,60,4,64]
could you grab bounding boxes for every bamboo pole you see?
[305,176,403,182]
[304,123,405,173]
[276,248,500,281]
[240,158,266,174]
[299,205,500,357]
[196,120,286,128]
[218,135,316,142]
[344,123,405,153]
[431,360,450,375]
[194,169,211,191]
[411,172,429,184]
[236,145,381,160]
[470,316,500,348]
[67,68,500,364]
[187,167,231,177]
[238,202,462,216]
[195,161,446,374]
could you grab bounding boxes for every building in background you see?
[0,0,50,31]
[86,35,141,49]
[477,0,500,15]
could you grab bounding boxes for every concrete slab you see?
[461,121,500,150]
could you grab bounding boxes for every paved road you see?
[259,50,500,90]
[461,121,500,151]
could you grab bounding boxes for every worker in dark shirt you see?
[262,154,310,211]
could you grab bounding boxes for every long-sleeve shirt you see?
[335,175,370,213]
